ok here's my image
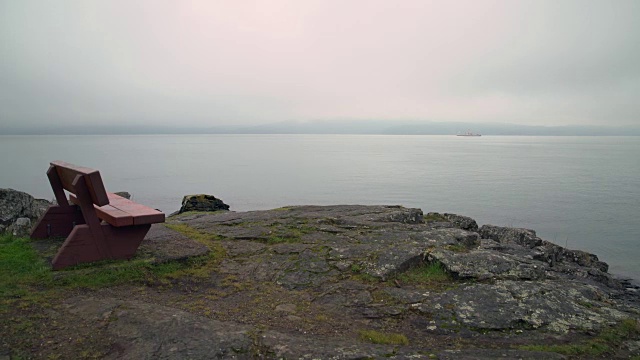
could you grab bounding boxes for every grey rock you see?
[624,339,640,354]
[479,224,612,285]
[274,303,297,313]
[417,280,627,333]
[0,188,51,234]
[8,217,31,237]
[441,213,479,231]
[383,287,428,304]
[65,296,253,359]
[437,349,566,360]
[479,224,543,248]
[427,248,546,281]
[137,224,210,262]
[374,206,424,224]
[61,296,428,359]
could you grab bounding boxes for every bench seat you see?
[70,192,165,227]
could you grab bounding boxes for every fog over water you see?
[2,1,640,131]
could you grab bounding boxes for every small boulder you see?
[0,188,51,234]
[176,194,230,214]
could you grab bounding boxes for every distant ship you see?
[457,130,481,137]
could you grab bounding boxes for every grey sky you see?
[1,0,639,130]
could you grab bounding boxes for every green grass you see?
[423,213,448,222]
[0,233,215,309]
[164,223,225,243]
[520,342,609,356]
[0,235,52,298]
[519,318,640,356]
[359,329,409,345]
[266,235,301,244]
[395,261,451,284]
[446,244,469,253]
[350,263,363,273]
[162,223,227,277]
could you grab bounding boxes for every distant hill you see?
[2,120,639,136]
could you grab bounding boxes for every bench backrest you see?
[50,160,110,206]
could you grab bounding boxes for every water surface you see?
[1,134,638,280]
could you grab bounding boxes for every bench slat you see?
[70,193,164,227]
[69,194,134,227]
[106,193,165,226]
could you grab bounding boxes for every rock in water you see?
[0,188,51,234]
[113,191,132,200]
[176,194,230,214]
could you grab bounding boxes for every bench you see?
[30,161,165,270]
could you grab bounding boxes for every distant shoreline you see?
[2,120,640,136]
[2,132,640,137]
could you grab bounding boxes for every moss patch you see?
[162,223,227,277]
[395,261,451,285]
[446,244,469,253]
[359,329,409,345]
[0,233,217,310]
[164,223,225,244]
[267,235,301,245]
[423,213,448,223]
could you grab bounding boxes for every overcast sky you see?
[1,0,639,130]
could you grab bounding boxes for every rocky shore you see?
[1,189,639,359]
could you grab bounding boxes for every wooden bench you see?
[30,161,165,270]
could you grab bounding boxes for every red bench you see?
[31,161,165,270]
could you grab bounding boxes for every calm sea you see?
[1,135,638,281]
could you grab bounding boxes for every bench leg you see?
[30,205,85,239]
[102,224,151,259]
[51,223,152,270]
[51,224,102,270]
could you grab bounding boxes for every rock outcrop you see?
[0,188,50,235]
[174,194,230,215]
[142,206,638,358]
[3,202,639,359]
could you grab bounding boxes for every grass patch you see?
[58,257,201,288]
[350,263,363,273]
[352,273,379,283]
[395,261,451,284]
[446,244,469,253]
[0,232,219,309]
[264,222,314,244]
[359,329,409,345]
[0,235,52,299]
[520,342,609,357]
[423,213,448,223]
[519,318,640,356]
[348,263,380,283]
[164,223,225,244]
[267,235,301,244]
